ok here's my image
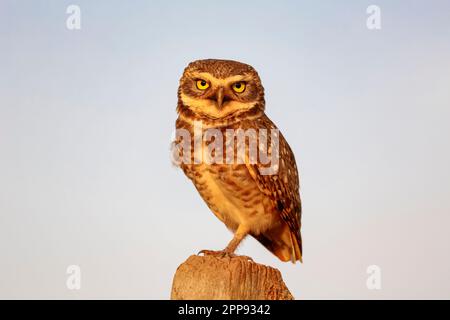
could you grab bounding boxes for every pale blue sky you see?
[1,0,450,298]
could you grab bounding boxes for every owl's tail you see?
[290,231,303,263]
[254,226,303,263]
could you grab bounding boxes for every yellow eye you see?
[232,82,246,93]
[196,79,209,90]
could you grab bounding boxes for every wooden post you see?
[171,255,294,300]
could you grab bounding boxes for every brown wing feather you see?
[244,115,303,262]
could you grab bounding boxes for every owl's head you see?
[177,59,265,120]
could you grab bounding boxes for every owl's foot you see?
[197,249,253,262]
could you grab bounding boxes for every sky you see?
[1,0,450,299]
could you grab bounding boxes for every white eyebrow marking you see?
[191,72,252,86]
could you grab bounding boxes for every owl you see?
[173,59,302,263]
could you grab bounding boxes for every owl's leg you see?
[223,225,249,254]
[198,225,252,261]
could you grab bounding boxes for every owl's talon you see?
[197,250,222,256]
[235,255,254,262]
[197,249,225,257]
[197,250,253,261]
[226,253,253,262]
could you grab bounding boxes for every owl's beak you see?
[215,87,225,109]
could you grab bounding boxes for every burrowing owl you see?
[173,59,302,263]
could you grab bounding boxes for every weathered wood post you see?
[171,255,294,300]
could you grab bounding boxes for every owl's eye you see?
[232,82,246,93]
[196,79,209,90]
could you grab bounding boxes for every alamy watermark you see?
[366,265,382,290]
[366,5,381,30]
[66,265,81,290]
[171,121,280,175]
[66,5,81,30]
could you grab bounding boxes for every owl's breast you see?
[182,163,278,235]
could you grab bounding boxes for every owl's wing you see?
[244,115,303,262]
